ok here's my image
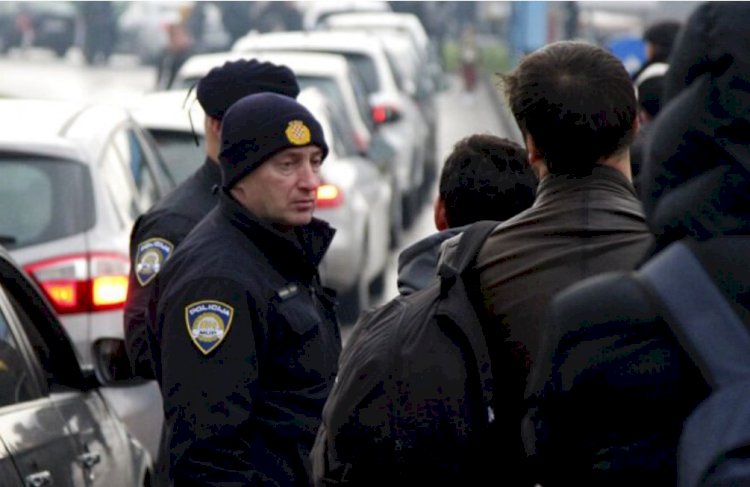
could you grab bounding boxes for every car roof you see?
[177,50,351,88]
[129,89,206,135]
[301,0,391,30]
[323,11,427,37]
[233,30,385,57]
[0,99,131,161]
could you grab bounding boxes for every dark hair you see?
[502,41,637,175]
[439,134,536,228]
[643,20,682,62]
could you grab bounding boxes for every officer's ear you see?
[205,116,221,138]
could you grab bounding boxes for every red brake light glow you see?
[372,106,388,124]
[24,253,130,315]
[316,184,344,209]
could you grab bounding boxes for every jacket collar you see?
[198,157,222,189]
[218,189,335,270]
[533,165,637,207]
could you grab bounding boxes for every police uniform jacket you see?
[150,189,341,486]
[124,157,221,379]
[524,4,750,484]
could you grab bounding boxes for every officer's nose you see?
[298,159,320,192]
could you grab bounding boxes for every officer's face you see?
[232,146,324,228]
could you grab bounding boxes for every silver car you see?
[0,98,173,460]
[0,245,151,486]
[0,99,174,366]
[298,87,393,321]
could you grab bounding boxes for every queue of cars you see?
[0,8,442,484]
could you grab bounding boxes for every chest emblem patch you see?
[185,300,234,355]
[135,238,174,286]
[285,120,311,145]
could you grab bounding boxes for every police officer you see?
[149,92,341,486]
[124,59,300,379]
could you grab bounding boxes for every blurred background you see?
[0,1,699,89]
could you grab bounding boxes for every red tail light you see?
[371,104,402,125]
[316,183,344,209]
[24,253,130,315]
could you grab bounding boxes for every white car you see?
[172,49,405,244]
[129,89,206,185]
[299,87,393,321]
[0,98,172,460]
[232,30,430,227]
[130,88,392,322]
[320,11,431,61]
[300,0,391,31]
[320,11,445,184]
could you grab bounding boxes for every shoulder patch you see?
[135,238,174,286]
[185,300,234,355]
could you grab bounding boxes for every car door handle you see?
[24,471,52,487]
[79,451,101,469]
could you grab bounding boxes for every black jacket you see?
[149,191,341,486]
[524,3,750,485]
[124,158,221,379]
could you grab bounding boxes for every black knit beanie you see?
[196,58,300,120]
[219,92,328,188]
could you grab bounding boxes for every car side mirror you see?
[92,338,146,386]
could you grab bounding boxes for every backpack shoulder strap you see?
[438,220,499,280]
[434,220,499,425]
[638,240,750,387]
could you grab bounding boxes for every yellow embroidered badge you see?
[185,300,234,355]
[135,237,174,286]
[285,120,311,145]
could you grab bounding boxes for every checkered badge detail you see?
[285,120,311,145]
[135,238,174,286]
[185,300,234,355]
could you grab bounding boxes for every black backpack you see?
[640,241,750,487]
[312,221,521,485]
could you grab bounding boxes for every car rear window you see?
[327,52,380,95]
[0,155,94,249]
[147,129,204,185]
[298,76,348,119]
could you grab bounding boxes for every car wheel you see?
[53,43,70,58]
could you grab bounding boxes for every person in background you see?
[150,92,340,486]
[630,20,682,193]
[631,20,681,82]
[460,24,479,94]
[155,12,195,91]
[524,3,750,485]
[474,40,654,484]
[397,134,535,295]
[124,59,300,381]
